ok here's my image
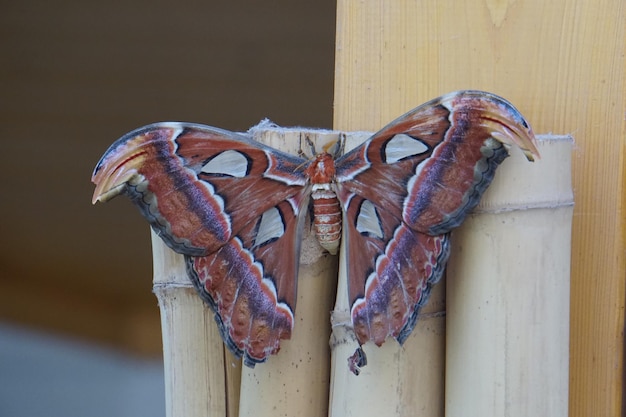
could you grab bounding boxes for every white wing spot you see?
[384,133,429,163]
[201,150,249,177]
[254,207,285,247]
[356,200,383,239]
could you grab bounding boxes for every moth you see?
[92,90,539,374]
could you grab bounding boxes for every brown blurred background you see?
[0,0,335,414]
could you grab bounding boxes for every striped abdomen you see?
[311,187,341,255]
[305,152,342,254]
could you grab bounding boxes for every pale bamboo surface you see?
[446,136,573,416]
[152,232,241,417]
[327,132,446,417]
[152,128,343,417]
[328,135,572,417]
[329,244,446,417]
[236,128,339,417]
[334,1,625,415]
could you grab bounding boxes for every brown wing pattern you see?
[186,196,309,366]
[335,91,539,371]
[92,122,310,365]
[92,90,539,373]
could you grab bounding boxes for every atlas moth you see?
[92,90,539,375]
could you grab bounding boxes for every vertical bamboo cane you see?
[445,136,573,416]
[236,127,339,417]
[152,232,241,417]
[327,135,447,417]
[152,127,340,417]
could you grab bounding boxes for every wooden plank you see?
[333,0,625,415]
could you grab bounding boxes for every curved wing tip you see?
[524,148,540,162]
[516,132,541,162]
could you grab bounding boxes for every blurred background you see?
[0,0,335,415]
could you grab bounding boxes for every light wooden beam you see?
[333,0,625,415]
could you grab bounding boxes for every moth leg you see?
[326,133,346,158]
[299,133,345,158]
[298,134,318,158]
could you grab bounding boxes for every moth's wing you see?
[92,122,310,364]
[92,122,308,256]
[335,90,538,352]
[187,194,310,366]
[340,194,451,348]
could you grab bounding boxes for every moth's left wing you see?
[92,122,309,256]
[334,91,539,364]
[92,122,311,366]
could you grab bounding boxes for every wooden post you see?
[333,1,625,415]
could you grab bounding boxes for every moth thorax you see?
[311,187,341,255]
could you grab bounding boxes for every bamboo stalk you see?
[445,136,573,416]
[328,133,446,417]
[152,232,241,417]
[329,240,447,417]
[152,127,340,417]
[236,127,339,417]
[328,134,572,416]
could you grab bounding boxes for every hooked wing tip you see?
[491,129,540,162]
[91,138,151,205]
[450,90,540,162]
[91,151,141,204]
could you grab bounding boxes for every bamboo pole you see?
[235,127,339,417]
[445,136,573,416]
[329,248,446,417]
[152,127,340,417]
[237,250,336,417]
[328,133,446,416]
[152,232,241,417]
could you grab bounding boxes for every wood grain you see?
[334,0,625,415]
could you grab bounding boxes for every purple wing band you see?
[351,227,450,347]
[186,239,294,367]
